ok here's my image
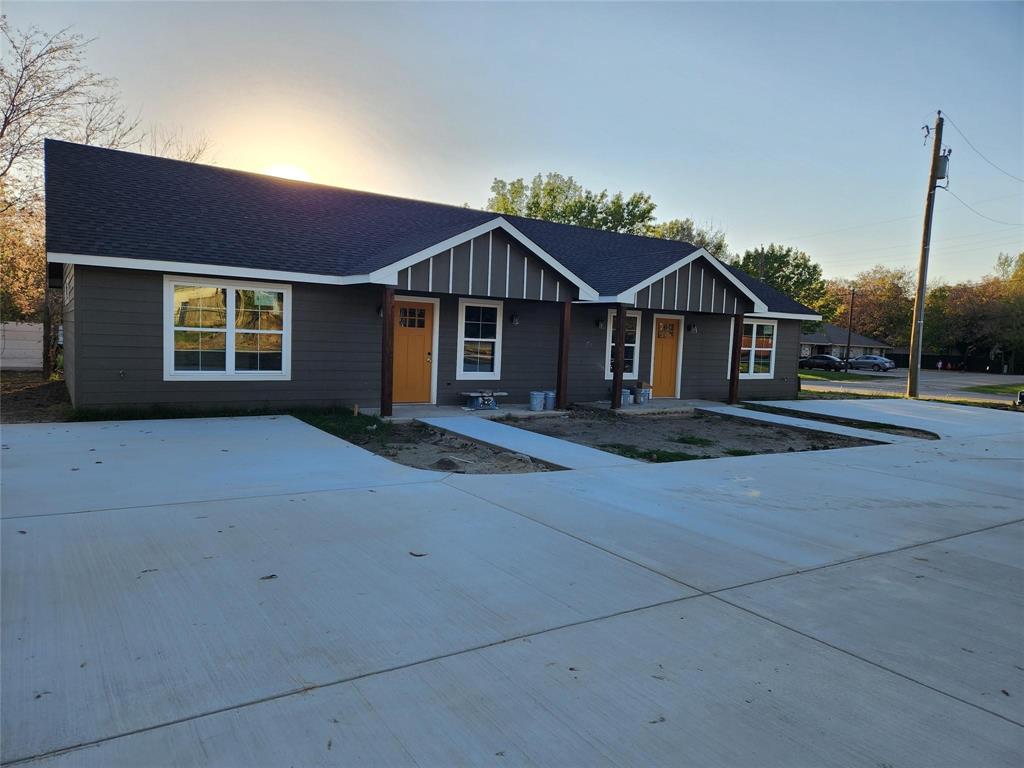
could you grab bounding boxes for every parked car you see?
[799,354,844,371]
[847,354,897,372]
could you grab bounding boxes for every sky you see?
[7,1,1023,282]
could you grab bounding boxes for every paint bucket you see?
[529,391,546,411]
[620,389,633,407]
[544,391,556,410]
[635,387,652,405]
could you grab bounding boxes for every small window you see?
[457,299,502,380]
[164,276,290,381]
[399,306,426,328]
[605,309,642,380]
[734,320,776,378]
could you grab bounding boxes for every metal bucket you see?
[544,391,556,410]
[529,391,546,411]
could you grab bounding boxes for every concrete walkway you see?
[698,403,915,443]
[417,415,638,469]
[2,402,1022,766]
[760,397,1023,440]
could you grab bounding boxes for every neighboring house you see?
[45,140,819,413]
[800,323,892,359]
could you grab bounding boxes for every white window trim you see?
[604,308,643,381]
[649,313,685,398]
[727,318,777,380]
[395,295,440,404]
[163,274,292,382]
[456,298,503,381]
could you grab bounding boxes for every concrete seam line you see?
[443,481,705,594]
[0,478,450,521]
[710,594,1024,730]
[0,593,701,766]
[708,516,1024,596]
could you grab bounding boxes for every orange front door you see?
[393,302,434,403]
[652,317,681,397]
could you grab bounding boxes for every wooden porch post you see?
[728,313,744,405]
[610,303,626,409]
[380,285,395,417]
[555,299,572,410]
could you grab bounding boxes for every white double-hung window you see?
[736,319,776,378]
[604,309,642,380]
[163,275,291,381]
[456,298,502,380]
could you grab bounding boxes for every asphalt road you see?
[800,367,1023,404]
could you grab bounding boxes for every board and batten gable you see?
[631,256,755,315]
[396,229,577,302]
[66,266,383,409]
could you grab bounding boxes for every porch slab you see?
[417,416,638,470]
[698,403,911,443]
[377,402,568,423]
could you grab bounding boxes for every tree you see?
[730,244,835,318]
[1,21,143,210]
[648,218,730,259]
[825,266,915,347]
[487,172,656,235]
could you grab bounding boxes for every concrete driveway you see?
[2,403,1022,766]
[800,367,1023,404]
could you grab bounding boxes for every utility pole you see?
[907,110,944,398]
[844,288,856,370]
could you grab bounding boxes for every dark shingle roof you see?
[801,323,891,347]
[725,266,820,316]
[44,139,814,313]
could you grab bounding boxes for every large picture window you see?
[735,319,776,378]
[163,276,291,381]
[456,299,502,380]
[605,309,642,380]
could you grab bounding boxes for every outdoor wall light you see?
[509,313,520,326]
[686,323,698,334]
[595,318,606,330]
[376,305,383,318]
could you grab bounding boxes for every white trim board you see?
[748,311,822,321]
[50,253,372,287]
[368,218,600,301]
[394,295,440,405]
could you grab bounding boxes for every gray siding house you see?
[46,141,819,413]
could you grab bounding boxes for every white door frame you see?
[650,313,684,399]
[394,295,440,405]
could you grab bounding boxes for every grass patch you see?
[674,434,716,447]
[799,370,888,382]
[724,448,756,456]
[599,443,701,463]
[960,382,1024,396]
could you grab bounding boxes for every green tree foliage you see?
[648,218,730,258]
[825,266,916,348]
[730,244,836,318]
[487,173,656,235]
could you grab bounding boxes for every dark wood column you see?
[610,303,626,409]
[728,313,744,405]
[555,299,572,410]
[380,285,395,417]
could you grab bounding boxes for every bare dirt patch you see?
[1,372,71,424]
[501,408,874,462]
[354,421,550,474]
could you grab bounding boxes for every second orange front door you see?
[652,317,681,397]
[394,302,434,403]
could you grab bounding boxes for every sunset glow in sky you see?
[7,1,1022,282]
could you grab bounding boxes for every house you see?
[45,140,820,414]
[800,323,892,359]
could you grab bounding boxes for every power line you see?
[941,188,1022,227]
[942,112,1024,184]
